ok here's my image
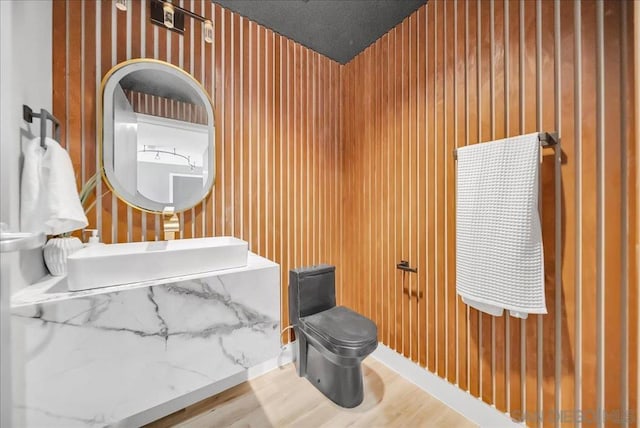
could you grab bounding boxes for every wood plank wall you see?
[51,0,343,340]
[124,89,209,125]
[341,0,637,426]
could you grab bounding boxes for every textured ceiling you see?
[211,0,427,64]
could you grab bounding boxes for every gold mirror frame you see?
[99,58,215,214]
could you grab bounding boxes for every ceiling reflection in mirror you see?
[101,59,215,213]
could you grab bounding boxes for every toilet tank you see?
[289,265,336,326]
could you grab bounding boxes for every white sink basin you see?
[66,237,248,291]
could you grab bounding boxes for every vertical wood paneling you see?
[342,1,637,426]
[402,16,410,359]
[392,26,401,352]
[539,0,557,424]
[417,6,427,370]
[466,0,480,398]
[631,3,639,425]
[478,0,493,405]
[580,2,599,425]
[454,0,467,392]
[89,2,101,235]
[492,0,507,413]
[558,1,576,422]
[444,0,455,383]
[435,0,446,379]
[100,0,114,244]
[602,2,623,421]
[521,0,540,422]
[53,0,343,345]
[203,0,213,239]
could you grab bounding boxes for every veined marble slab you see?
[11,252,278,308]
[11,253,280,427]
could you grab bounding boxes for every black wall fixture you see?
[150,0,185,33]
[148,0,214,42]
[211,0,427,64]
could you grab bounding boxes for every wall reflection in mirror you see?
[102,59,215,213]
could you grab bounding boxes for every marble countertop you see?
[11,252,279,308]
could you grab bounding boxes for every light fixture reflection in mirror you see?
[139,145,197,171]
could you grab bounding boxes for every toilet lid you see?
[299,306,377,348]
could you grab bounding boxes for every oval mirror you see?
[101,59,214,213]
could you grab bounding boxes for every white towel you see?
[455,133,546,319]
[20,137,88,235]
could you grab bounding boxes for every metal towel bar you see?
[23,104,61,150]
[452,132,558,160]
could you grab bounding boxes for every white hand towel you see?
[20,137,88,235]
[456,133,546,319]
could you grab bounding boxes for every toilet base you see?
[304,343,364,408]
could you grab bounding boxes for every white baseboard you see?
[117,344,295,427]
[371,343,522,428]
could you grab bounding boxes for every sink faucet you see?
[162,207,180,240]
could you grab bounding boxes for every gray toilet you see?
[289,265,377,408]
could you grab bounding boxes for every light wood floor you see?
[147,358,477,428]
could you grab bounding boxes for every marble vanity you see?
[11,252,281,427]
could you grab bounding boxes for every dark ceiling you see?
[211,0,427,64]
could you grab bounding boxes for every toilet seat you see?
[299,306,378,358]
